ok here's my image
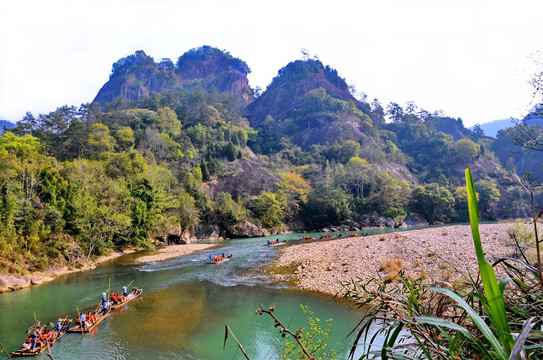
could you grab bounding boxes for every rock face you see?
[359,211,405,228]
[175,46,252,101]
[161,224,196,245]
[195,224,223,241]
[246,59,373,150]
[0,273,53,293]
[248,59,360,124]
[231,220,270,238]
[93,47,252,108]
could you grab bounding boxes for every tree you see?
[115,126,135,151]
[387,102,404,123]
[472,124,485,140]
[176,189,199,232]
[11,112,37,136]
[507,118,543,152]
[370,98,386,125]
[67,159,132,256]
[222,142,239,161]
[254,191,285,228]
[130,178,159,248]
[277,172,311,220]
[157,58,175,71]
[474,179,501,219]
[214,192,246,230]
[429,132,453,157]
[367,171,410,218]
[454,138,479,163]
[411,183,455,223]
[336,140,360,164]
[304,184,350,227]
[86,123,116,157]
[156,107,181,136]
[344,156,372,198]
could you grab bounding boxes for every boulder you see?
[195,225,223,240]
[359,211,404,228]
[403,213,430,228]
[232,220,270,238]
[0,274,29,293]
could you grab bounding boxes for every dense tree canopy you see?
[1,52,536,275]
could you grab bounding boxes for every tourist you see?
[30,330,38,350]
[79,313,86,330]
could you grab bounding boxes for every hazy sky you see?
[1,0,542,127]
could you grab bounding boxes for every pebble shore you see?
[270,223,515,297]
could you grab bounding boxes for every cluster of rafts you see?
[11,287,143,357]
[11,232,367,356]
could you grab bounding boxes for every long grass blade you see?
[465,167,514,353]
[430,287,507,360]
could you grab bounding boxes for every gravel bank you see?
[270,223,515,297]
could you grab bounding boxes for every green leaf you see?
[431,287,507,360]
[465,167,514,353]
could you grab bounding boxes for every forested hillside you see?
[1,46,541,274]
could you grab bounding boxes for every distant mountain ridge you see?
[0,120,15,134]
[471,118,516,138]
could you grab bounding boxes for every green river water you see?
[0,232,398,359]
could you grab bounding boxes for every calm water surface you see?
[0,232,395,359]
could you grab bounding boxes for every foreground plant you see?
[225,304,337,360]
[342,167,543,359]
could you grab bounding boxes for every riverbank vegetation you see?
[340,168,542,359]
[1,46,542,277]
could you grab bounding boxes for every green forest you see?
[1,46,542,274]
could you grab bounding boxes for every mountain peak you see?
[175,45,250,78]
[92,46,252,107]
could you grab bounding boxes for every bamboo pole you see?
[125,280,134,290]
[224,325,250,360]
[76,308,85,339]
[0,340,12,360]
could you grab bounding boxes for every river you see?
[0,232,395,359]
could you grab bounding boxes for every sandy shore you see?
[134,243,217,263]
[269,223,517,297]
[0,244,217,293]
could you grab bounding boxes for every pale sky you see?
[1,0,543,127]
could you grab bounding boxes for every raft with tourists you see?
[208,254,232,264]
[110,287,143,310]
[266,239,287,246]
[67,304,111,333]
[11,318,72,357]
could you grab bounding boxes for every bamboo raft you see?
[67,306,111,333]
[208,254,232,264]
[265,240,288,246]
[11,318,72,357]
[111,288,143,310]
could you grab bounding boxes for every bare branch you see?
[256,304,316,360]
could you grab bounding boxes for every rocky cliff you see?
[93,47,252,107]
[246,59,374,150]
